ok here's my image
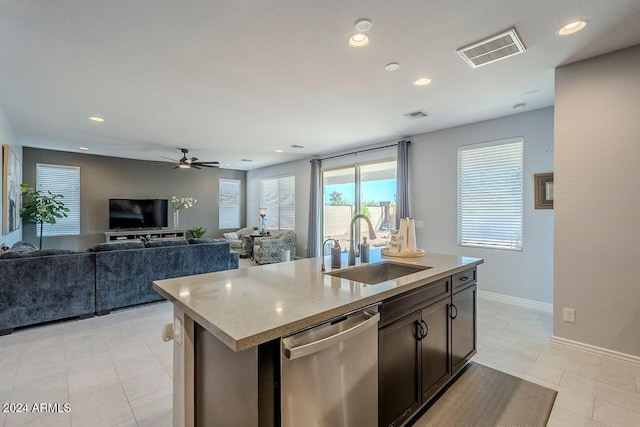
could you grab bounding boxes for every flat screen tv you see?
[109,199,168,230]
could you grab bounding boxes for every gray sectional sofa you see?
[0,239,239,335]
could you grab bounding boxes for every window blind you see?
[219,179,241,229]
[260,175,295,230]
[36,163,81,236]
[457,138,523,251]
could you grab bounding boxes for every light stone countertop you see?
[153,250,483,352]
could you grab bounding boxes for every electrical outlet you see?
[563,308,575,323]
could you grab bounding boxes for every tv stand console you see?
[104,229,187,242]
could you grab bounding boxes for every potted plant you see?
[20,183,70,249]
[188,227,207,238]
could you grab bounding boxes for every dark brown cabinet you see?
[378,269,477,427]
[451,283,477,375]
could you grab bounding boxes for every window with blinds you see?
[36,163,81,236]
[457,137,523,251]
[219,179,241,229]
[260,175,295,230]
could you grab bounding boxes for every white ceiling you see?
[1,0,639,170]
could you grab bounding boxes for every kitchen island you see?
[154,250,483,427]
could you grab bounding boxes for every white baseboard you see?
[477,290,553,314]
[551,335,640,368]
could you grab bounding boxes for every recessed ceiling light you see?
[413,77,432,86]
[226,164,232,167]
[89,116,104,122]
[513,103,527,110]
[78,146,89,150]
[557,20,588,36]
[385,63,400,71]
[348,33,369,48]
[354,19,373,32]
[275,149,284,153]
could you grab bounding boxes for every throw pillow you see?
[223,232,238,240]
[9,241,38,252]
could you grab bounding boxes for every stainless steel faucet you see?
[349,214,377,265]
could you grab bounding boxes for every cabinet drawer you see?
[452,268,476,292]
[380,278,450,323]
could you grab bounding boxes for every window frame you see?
[219,178,242,229]
[259,175,295,230]
[457,137,524,251]
[35,163,81,237]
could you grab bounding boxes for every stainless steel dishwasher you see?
[281,304,380,427]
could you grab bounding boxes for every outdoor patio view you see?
[322,160,397,251]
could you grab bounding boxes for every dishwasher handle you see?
[283,311,380,360]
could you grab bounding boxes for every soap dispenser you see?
[360,236,370,263]
[331,241,342,268]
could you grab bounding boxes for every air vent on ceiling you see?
[288,144,305,149]
[240,158,253,162]
[457,28,525,68]
[403,110,429,120]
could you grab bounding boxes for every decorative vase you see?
[173,210,179,229]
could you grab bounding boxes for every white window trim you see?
[457,137,523,251]
[36,163,81,237]
[219,179,242,229]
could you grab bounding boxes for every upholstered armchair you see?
[253,230,297,265]
[222,227,255,257]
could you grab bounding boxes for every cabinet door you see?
[379,312,421,427]
[420,297,450,404]
[451,284,477,375]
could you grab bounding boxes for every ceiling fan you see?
[161,148,220,169]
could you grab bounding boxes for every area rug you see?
[413,362,557,427]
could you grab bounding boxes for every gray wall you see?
[0,105,22,248]
[554,45,640,357]
[248,108,554,305]
[22,148,246,250]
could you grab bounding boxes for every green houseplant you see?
[20,183,70,249]
[188,227,207,238]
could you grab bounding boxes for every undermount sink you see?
[325,262,431,285]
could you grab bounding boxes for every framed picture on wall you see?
[3,145,22,234]
[534,172,554,209]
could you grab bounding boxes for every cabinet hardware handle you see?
[450,304,458,320]
[415,320,423,341]
[459,276,469,281]
[420,320,429,338]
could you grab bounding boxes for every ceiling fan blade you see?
[198,164,219,168]
[173,165,180,169]
[161,156,179,162]
[192,165,202,170]
[197,161,220,165]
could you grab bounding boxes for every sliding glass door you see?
[322,160,397,251]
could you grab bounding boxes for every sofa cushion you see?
[0,251,32,259]
[91,241,145,252]
[222,232,238,240]
[145,239,189,248]
[9,241,38,252]
[189,238,227,245]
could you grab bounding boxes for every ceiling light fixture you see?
[385,63,400,71]
[557,20,588,36]
[78,146,89,150]
[354,19,373,32]
[275,149,284,153]
[226,164,232,167]
[413,77,432,86]
[348,33,369,48]
[89,116,104,122]
[513,103,527,110]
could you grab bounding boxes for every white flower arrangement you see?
[171,196,197,211]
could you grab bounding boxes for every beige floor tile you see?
[4,411,71,427]
[560,371,640,412]
[107,338,156,369]
[505,319,551,340]
[590,364,638,392]
[494,307,541,322]
[63,332,108,361]
[113,418,140,427]
[478,346,563,384]
[69,380,134,427]
[65,352,119,394]
[476,314,510,328]
[547,406,609,427]
[116,357,172,402]
[149,341,173,366]
[593,399,640,426]
[14,349,66,384]
[478,332,541,360]
[130,385,172,427]
[537,348,601,378]
[478,322,523,342]
[518,335,552,351]
[554,388,595,418]
[6,372,70,427]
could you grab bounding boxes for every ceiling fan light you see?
[179,164,190,169]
